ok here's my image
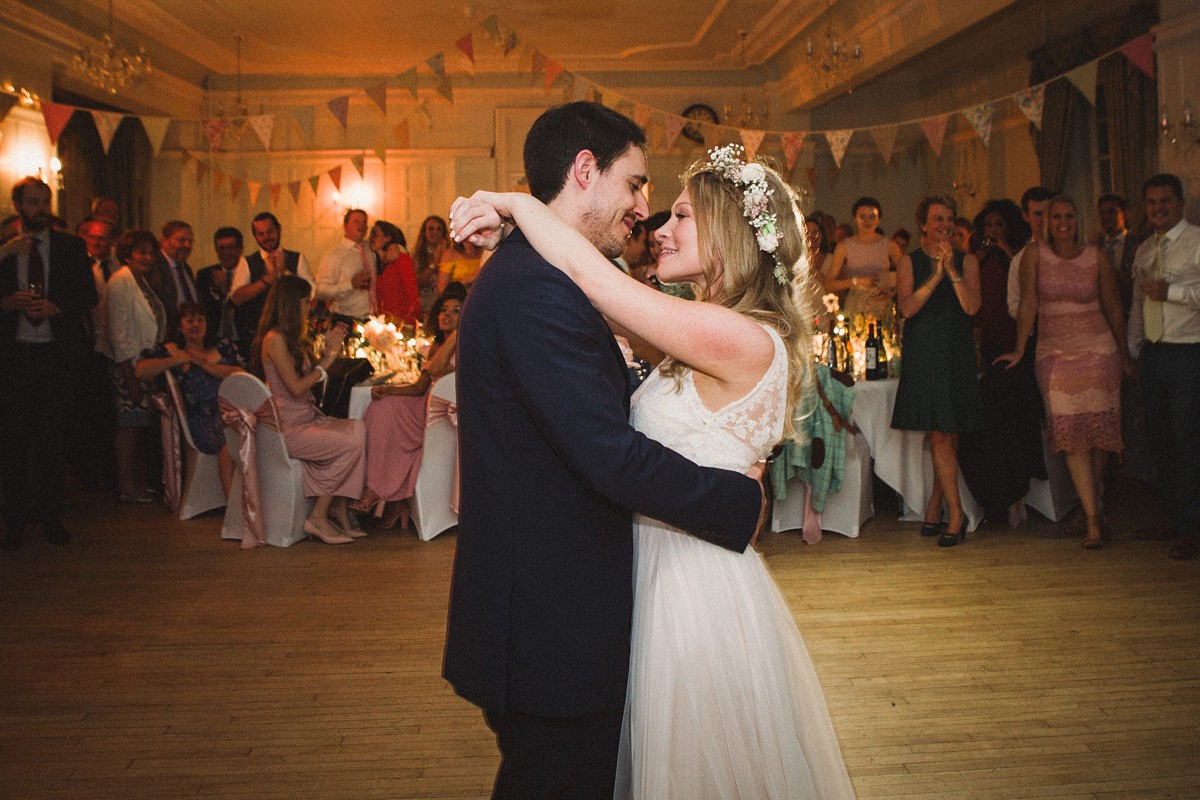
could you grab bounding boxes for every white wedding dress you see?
[615,324,856,800]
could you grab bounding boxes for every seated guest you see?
[106,229,169,503]
[195,226,242,342]
[368,220,421,326]
[136,301,244,495]
[229,212,313,358]
[436,237,484,293]
[251,274,366,545]
[354,287,462,528]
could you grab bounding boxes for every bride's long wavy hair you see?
[658,156,815,442]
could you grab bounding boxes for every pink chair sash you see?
[426,394,460,513]
[152,393,182,514]
[218,395,280,549]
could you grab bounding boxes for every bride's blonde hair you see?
[658,154,815,442]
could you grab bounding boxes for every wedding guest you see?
[251,274,366,545]
[106,229,168,504]
[1007,186,1055,318]
[999,195,1133,549]
[149,220,198,332]
[1096,193,1133,313]
[824,196,903,324]
[136,301,243,494]
[891,195,982,547]
[1,213,22,242]
[89,196,120,228]
[315,208,373,325]
[413,215,449,318]
[952,216,973,254]
[195,226,241,341]
[891,226,911,254]
[72,216,120,491]
[229,212,313,357]
[437,237,484,293]
[369,220,421,325]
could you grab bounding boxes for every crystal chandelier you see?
[724,32,767,129]
[807,28,863,85]
[71,0,151,95]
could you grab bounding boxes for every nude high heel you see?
[303,519,353,544]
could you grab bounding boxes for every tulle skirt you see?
[614,518,856,800]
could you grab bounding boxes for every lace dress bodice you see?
[629,324,786,473]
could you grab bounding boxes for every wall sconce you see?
[1160,103,1198,147]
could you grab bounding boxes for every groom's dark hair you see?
[524,102,646,205]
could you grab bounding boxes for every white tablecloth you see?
[348,384,372,421]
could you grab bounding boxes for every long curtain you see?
[1098,53,1158,212]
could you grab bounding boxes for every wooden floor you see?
[1,481,1198,800]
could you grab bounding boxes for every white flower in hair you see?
[702,143,788,285]
[740,163,766,183]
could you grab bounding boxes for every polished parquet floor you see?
[1,480,1198,800]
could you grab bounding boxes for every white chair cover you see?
[218,372,311,548]
[164,371,227,520]
[771,431,873,538]
[411,371,459,541]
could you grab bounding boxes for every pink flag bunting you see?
[326,96,350,129]
[806,166,818,187]
[870,125,898,164]
[663,115,687,149]
[920,115,950,157]
[270,183,282,207]
[544,59,564,92]
[40,102,75,146]
[739,129,766,161]
[1120,33,1155,79]
[246,114,275,150]
[825,130,853,168]
[350,153,365,178]
[1013,86,1045,129]
[781,132,807,170]
[633,104,654,129]
[90,110,124,154]
[963,103,995,147]
[201,117,226,151]
[456,33,475,64]
[365,82,387,115]
[328,165,343,192]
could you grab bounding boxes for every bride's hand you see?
[449,191,517,251]
[746,461,769,550]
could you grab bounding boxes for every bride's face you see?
[654,189,706,288]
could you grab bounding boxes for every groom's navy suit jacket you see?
[443,230,761,719]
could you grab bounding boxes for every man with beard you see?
[0,177,96,548]
[229,212,313,356]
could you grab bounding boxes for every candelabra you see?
[806,28,863,86]
[71,0,151,95]
[1160,102,1199,148]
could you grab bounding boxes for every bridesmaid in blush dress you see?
[998,196,1135,548]
[251,274,366,545]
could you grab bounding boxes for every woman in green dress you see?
[891,196,982,546]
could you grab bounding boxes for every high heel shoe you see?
[350,489,381,514]
[1082,515,1104,549]
[303,519,353,545]
[379,500,411,531]
[938,522,966,547]
[920,521,946,537]
[329,517,368,539]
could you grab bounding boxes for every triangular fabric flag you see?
[307,175,320,196]
[290,106,314,143]
[212,168,225,193]
[456,33,475,64]
[434,77,454,104]
[781,132,806,171]
[502,31,520,57]
[825,130,853,169]
[326,96,350,129]
[963,103,995,147]
[41,102,76,146]
[397,67,418,100]
[179,150,194,166]
[394,120,410,149]
[0,95,17,125]
[1120,33,1155,79]
[481,15,502,45]
[633,104,654,129]
[287,180,301,204]
[920,114,950,157]
[870,125,898,164]
[806,166,818,187]
[365,81,387,115]
[269,182,282,207]
[1013,86,1045,129]
[373,136,388,164]
[201,117,226,151]
[247,181,262,205]
[328,165,343,192]
[90,110,124,154]
[194,159,209,186]
[739,129,766,161]
[246,114,275,150]
[140,116,171,155]
[425,52,447,82]
[663,115,686,149]
[1066,61,1098,105]
[600,89,621,111]
[530,50,547,84]
[350,153,365,178]
[229,176,243,201]
[544,59,564,92]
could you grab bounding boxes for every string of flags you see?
[0,17,1156,205]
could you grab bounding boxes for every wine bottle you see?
[875,326,889,380]
[864,322,878,380]
[827,319,839,369]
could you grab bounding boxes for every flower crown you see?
[702,144,787,285]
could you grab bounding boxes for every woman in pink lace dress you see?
[251,275,367,545]
[999,196,1134,548]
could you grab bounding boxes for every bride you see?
[450,144,855,799]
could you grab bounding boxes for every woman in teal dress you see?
[891,196,982,546]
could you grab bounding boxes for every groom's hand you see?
[746,461,769,549]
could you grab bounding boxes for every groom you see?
[443,102,763,799]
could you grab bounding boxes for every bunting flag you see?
[480,15,502,45]
[365,81,387,115]
[963,102,995,147]
[1013,86,1045,129]
[502,31,520,56]
[1120,33,1155,79]
[246,114,275,150]
[327,165,343,191]
[41,102,75,146]
[633,104,653,129]
[394,119,410,148]
[211,168,225,193]
[201,117,226,151]
[663,115,686,149]
[229,176,243,201]
[806,166,818,187]
[870,125,898,164]
[0,95,17,125]
[530,49,547,84]
[544,59,564,92]
[307,175,320,196]
[140,116,171,155]
[434,77,454,104]
[194,159,209,185]
[90,110,124,154]
[1066,61,1098,105]
[269,182,282,207]
[781,132,806,171]
[739,128,766,161]
[287,180,301,204]
[397,67,419,100]
[326,95,350,129]
[350,153,365,178]
[920,114,950,157]
[825,130,852,168]
[373,136,388,164]
[425,52,447,82]
[247,180,262,205]
[455,33,475,64]
[290,106,314,143]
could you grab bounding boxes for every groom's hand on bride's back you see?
[746,461,769,549]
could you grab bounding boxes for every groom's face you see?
[579,146,649,259]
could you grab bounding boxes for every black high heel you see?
[938,523,966,547]
[920,521,946,537]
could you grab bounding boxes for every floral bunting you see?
[870,125,898,164]
[920,114,949,157]
[365,82,388,115]
[41,102,75,145]
[90,110,124,154]
[1066,61,1098,105]
[327,165,342,192]
[739,128,766,161]
[1013,86,1045,129]
[455,33,475,65]
[963,102,995,147]
[201,117,226,151]
[397,67,419,100]
[350,153,365,178]
[246,114,275,150]
[1120,33,1155,79]
[825,130,852,168]
[326,96,350,129]
[662,115,686,149]
[781,132,806,171]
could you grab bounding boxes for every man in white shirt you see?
[1007,186,1054,319]
[229,212,313,355]
[315,208,373,323]
[1127,173,1200,560]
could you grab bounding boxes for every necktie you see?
[27,238,46,326]
[175,261,195,303]
[357,242,376,313]
[1144,235,1165,343]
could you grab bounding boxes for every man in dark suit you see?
[148,219,197,331]
[443,102,763,799]
[0,177,98,548]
